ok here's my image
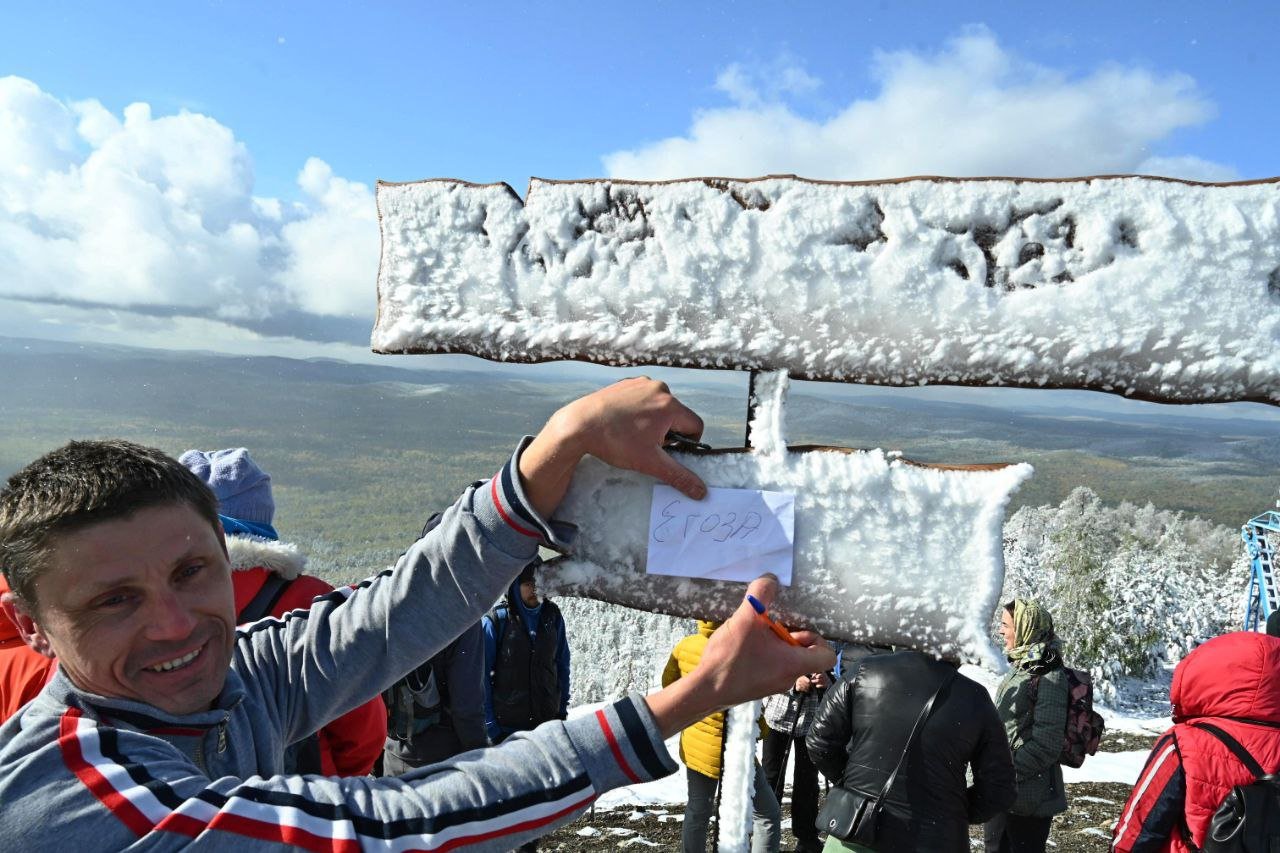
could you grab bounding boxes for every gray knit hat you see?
[178,447,275,525]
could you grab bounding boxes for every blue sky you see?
[8,2,1277,198]
[1,1,1278,400]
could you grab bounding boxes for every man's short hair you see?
[0,440,220,610]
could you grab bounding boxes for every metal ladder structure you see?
[1243,503,1280,631]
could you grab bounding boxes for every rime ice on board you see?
[375,174,1280,405]
[541,371,1032,667]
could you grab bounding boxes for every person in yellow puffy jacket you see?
[664,620,781,853]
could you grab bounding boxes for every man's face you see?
[19,503,236,716]
[519,577,539,608]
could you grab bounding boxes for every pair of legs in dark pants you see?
[984,812,1052,852]
[761,727,822,853]
[684,763,781,853]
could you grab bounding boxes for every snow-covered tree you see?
[1001,486,1243,702]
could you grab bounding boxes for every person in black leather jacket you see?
[806,650,1016,852]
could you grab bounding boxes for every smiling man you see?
[26,499,235,715]
[0,378,835,851]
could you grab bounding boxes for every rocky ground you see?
[534,730,1157,852]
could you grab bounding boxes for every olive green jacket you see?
[993,665,1069,817]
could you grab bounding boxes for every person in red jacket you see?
[180,447,387,776]
[0,573,55,722]
[1112,631,1280,852]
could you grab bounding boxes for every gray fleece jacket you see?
[0,440,676,850]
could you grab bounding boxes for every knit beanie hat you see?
[517,557,542,585]
[179,448,275,525]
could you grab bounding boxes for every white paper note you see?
[645,485,795,585]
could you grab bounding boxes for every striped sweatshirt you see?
[0,439,676,851]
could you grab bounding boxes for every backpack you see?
[384,658,447,744]
[1029,665,1105,768]
[1181,722,1280,853]
[384,509,452,744]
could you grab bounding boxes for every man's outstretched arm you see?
[4,574,834,852]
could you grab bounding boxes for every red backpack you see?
[1030,666,1105,767]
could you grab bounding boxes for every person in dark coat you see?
[482,560,570,743]
[381,620,489,774]
[986,600,1069,853]
[481,559,571,853]
[381,512,490,774]
[762,669,830,853]
[806,650,1016,852]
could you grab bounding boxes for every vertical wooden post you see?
[744,369,760,449]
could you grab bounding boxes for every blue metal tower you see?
[1243,508,1280,631]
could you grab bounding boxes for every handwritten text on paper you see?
[645,485,795,585]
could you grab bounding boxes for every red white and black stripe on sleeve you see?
[594,699,673,786]
[58,706,601,851]
[1112,732,1186,853]
[490,449,553,543]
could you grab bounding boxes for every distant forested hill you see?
[1,336,1275,586]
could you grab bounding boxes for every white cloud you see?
[0,296,376,363]
[0,75,378,345]
[604,27,1236,182]
[0,77,79,190]
[714,57,820,108]
[277,158,380,318]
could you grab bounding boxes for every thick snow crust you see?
[375,175,1280,404]
[543,372,1032,666]
[717,701,762,853]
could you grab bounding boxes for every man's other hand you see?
[645,575,836,738]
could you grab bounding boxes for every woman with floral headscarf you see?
[984,599,1069,853]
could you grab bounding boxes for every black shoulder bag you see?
[816,670,957,847]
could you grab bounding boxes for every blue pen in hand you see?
[746,594,802,647]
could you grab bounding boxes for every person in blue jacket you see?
[483,559,571,746]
